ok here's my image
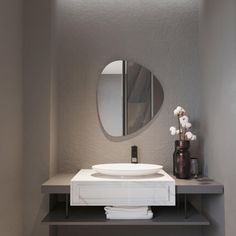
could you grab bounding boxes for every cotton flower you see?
[176,129,181,135]
[173,106,185,116]
[185,131,197,140]
[185,131,193,140]
[182,122,192,129]
[169,126,177,135]
[180,115,189,125]
[185,122,192,129]
[170,106,197,141]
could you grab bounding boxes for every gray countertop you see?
[41,172,223,195]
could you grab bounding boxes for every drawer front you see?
[71,182,175,206]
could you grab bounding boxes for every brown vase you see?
[173,140,190,179]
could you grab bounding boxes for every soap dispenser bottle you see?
[131,145,138,163]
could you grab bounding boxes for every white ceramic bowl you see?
[92,163,163,176]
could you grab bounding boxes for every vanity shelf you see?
[41,172,223,229]
[41,173,224,195]
[43,203,209,226]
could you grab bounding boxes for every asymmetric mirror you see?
[97,60,164,138]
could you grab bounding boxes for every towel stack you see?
[104,206,153,220]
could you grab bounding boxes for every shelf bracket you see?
[184,194,188,219]
[65,194,69,218]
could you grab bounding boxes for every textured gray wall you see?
[199,0,236,235]
[55,0,201,174]
[0,0,23,236]
[3,1,235,236]
[23,0,56,236]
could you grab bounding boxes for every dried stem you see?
[177,115,181,141]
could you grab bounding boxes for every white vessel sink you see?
[92,163,163,176]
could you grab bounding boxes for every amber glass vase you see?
[173,140,190,179]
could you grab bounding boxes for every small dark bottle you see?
[131,145,138,163]
[190,157,199,178]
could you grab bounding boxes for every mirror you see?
[97,60,164,138]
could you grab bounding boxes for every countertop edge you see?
[41,173,224,195]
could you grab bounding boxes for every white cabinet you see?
[71,169,175,206]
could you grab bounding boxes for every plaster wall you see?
[55,0,201,174]
[0,1,23,235]
[22,0,57,236]
[199,0,236,235]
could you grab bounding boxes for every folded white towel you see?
[106,210,153,220]
[104,206,153,220]
[104,206,149,214]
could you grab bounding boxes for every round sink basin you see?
[92,163,163,176]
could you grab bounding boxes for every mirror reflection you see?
[97,60,164,138]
